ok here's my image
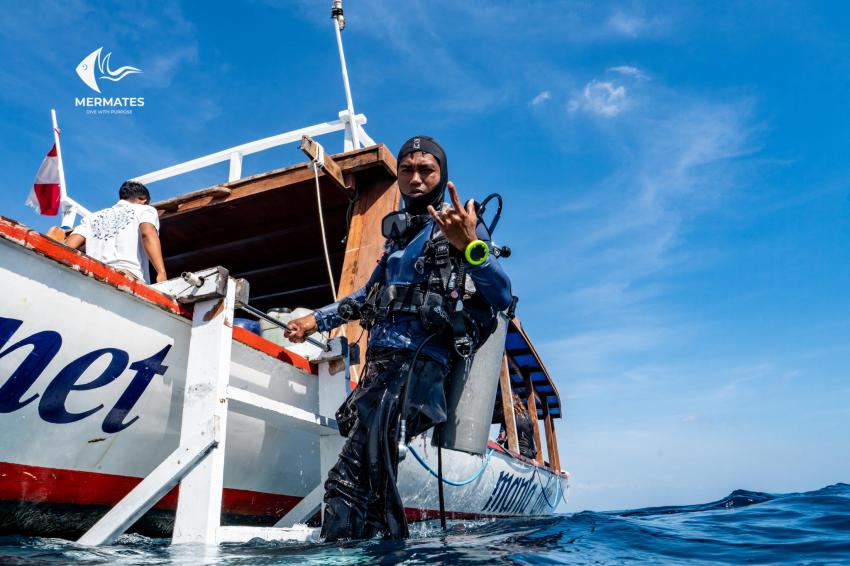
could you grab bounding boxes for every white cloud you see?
[570,80,628,116]
[544,327,667,374]
[530,90,551,106]
[142,45,199,89]
[524,81,759,417]
[607,11,646,37]
[609,65,649,80]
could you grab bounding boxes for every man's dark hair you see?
[119,180,151,203]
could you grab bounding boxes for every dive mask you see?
[381,211,411,240]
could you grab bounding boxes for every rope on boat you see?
[533,466,561,509]
[312,153,337,303]
[408,445,494,487]
[313,151,362,381]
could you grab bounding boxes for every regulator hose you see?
[396,333,437,461]
[476,193,503,235]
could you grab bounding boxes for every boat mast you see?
[332,0,360,150]
[50,109,91,226]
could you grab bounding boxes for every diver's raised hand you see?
[427,182,478,252]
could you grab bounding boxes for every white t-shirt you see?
[72,200,160,283]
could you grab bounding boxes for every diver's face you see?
[397,152,441,199]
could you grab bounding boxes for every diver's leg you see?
[321,421,370,541]
[379,355,450,539]
[378,386,409,540]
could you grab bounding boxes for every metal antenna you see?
[332,0,360,149]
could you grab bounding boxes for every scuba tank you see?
[435,310,509,456]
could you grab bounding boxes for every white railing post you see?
[172,276,237,545]
[317,338,351,518]
[340,111,355,152]
[228,152,243,182]
[132,118,351,185]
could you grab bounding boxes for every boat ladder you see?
[77,267,350,546]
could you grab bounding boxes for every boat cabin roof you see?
[504,319,562,420]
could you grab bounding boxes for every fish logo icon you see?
[76,47,142,93]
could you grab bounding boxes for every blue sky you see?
[2,1,849,512]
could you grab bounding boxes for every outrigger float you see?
[0,4,568,547]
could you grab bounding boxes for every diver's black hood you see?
[396,135,448,214]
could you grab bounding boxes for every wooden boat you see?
[0,141,568,542]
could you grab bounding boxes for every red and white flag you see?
[25,144,61,216]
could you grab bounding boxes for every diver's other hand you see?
[286,314,318,343]
[427,181,478,252]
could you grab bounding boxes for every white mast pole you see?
[332,1,360,150]
[51,109,69,202]
[51,108,90,226]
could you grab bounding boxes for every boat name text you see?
[0,317,170,433]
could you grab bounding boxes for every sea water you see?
[1,483,847,564]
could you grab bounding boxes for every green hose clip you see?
[464,239,489,266]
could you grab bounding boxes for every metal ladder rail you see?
[78,268,350,546]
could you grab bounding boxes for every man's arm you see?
[464,221,512,311]
[287,253,388,343]
[287,286,367,343]
[64,234,85,250]
[139,222,167,283]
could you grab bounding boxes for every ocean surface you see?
[1,483,848,565]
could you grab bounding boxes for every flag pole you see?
[51,109,68,203]
[50,108,90,226]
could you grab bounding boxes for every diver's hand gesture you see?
[427,182,478,252]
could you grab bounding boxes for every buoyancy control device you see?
[340,194,515,456]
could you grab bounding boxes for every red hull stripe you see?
[232,326,316,374]
[0,461,509,523]
[0,461,299,519]
[404,507,504,522]
[0,216,316,375]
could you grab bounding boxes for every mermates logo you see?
[74,47,144,114]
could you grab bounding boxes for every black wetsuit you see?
[320,348,448,540]
[313,218,512,541]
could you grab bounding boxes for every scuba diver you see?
[285,135,513,541]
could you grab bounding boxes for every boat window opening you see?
[153,149,395,318]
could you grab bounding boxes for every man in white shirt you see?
[65,181,167,284]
